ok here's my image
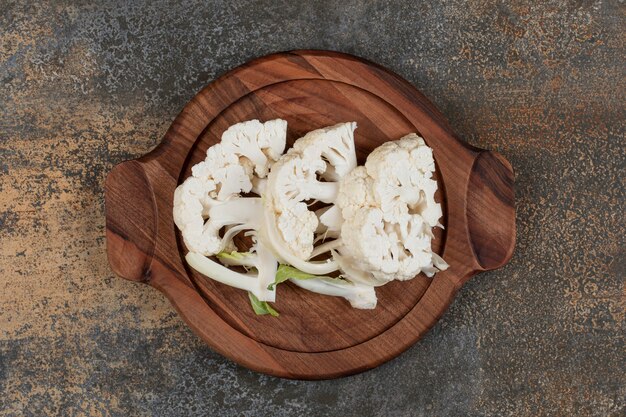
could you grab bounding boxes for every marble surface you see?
[1,1,624,416]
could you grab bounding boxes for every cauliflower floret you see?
[292,122,357,181]
[339,207,434,283]
[268,152,339,207]
[173,177,221,255]
[221,119,287,177]
[340,208,396,280]
[335,133,447,285]
[174,119,287,256]
[365,133,441,226]
[174,119,287,255]
[190,143,252,201]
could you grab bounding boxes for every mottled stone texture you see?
[1,0,624,416]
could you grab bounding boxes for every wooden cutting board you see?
[105,50,515,379]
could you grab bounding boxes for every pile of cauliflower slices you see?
[173,119,448,316]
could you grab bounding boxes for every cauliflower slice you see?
[263,122,358,274]
[174,119,286,255]
[335,133,448,285]
[173,119,287,301]
[173,121,446,310]
[173,177,261,256]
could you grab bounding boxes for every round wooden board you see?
[105,50,515,379]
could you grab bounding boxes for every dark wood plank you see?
[105,50,515,379]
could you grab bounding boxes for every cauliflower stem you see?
[289,277,377,309]
[186,249,276,302]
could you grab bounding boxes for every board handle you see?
[105,160,157,282]
[466,151,515,271]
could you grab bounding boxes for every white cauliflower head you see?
[335,133,447,285]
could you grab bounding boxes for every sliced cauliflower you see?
[173,120,446,312]
[263,122,358,275]
[174,119,286,255]
[335,133,448,286]
[173,119,287,301]
[173,176,261,256]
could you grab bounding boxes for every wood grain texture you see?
[104,50,515,379]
